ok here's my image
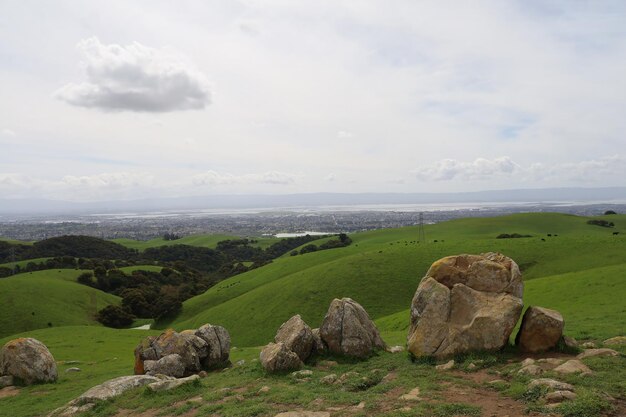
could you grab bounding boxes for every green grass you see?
[118,264,163,273]
[0,257,52,269]
[171,213,626,347]
[0,270,120,338]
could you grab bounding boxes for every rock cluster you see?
[0,338,58,385]
[407,253,524,358]
[261,299,385,373]
[134,324,230,377]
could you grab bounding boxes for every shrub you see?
[96,305,135,328]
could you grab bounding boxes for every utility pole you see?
[418,212,426,243]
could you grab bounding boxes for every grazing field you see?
[0,257,52,269]
[0,269,120,338]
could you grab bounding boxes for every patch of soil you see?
[0,386,20,398]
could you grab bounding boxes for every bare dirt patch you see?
[0,386,20,398]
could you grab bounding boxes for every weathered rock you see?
[537,358,564,366]
[320,374,337,384]
[545,390,577,403]
[134,330,200,376]
[275,315,314,362]
[603,336,626,346]
[147,374,199,392]
[408,253,523,358]
[77,375,160,403]
[146,354,185,378]
[258,385,271,394]
[180,330,210,360]
[386,345,405,353]
[516,306,564,353]
[195,324,231,369]
[554,359,592,376]
[400,387,422,401]
[311,328,326,354]
[563,335,579,349]
[0,338,58,384]
[518,364,542,376]
[577,348,619,359]
[65,367,81,373]
[582,341,596,349]
[259,342,303,373]
[291,370,313,379]
[0,375,14,388]
[319,298,386,358]
[435,360,455,370]
[520,358,535,367]
[528,378,574,392]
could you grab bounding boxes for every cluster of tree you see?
[163,232,182,241]
[289,233,352,256]
[0,235,137,264]
[587,219,615,228]
[604,210,617,215]
[496,233,533,239]
[0,256,142,278]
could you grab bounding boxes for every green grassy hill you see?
[112,234,238,251]
[0,269,120,338]
[171,213,626,346]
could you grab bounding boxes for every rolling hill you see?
[0,269,120,338]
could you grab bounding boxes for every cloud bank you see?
[55,37,211,112]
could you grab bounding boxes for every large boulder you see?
[145,354,185,378]
[134,325,231,377]
[195,324,231,369]
[319,298,386,358]
[0,338,58,384]
[408,253,524,358]
[260,342,303,373]
[516,306,564,353]
[275,315,315,362]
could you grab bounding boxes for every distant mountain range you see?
[1,186,625,216]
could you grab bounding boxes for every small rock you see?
[236,360,245,366]
[0,375,14,388]
[516,306,564,353]
[291,370,313,379]
[320,374,337,385]
[198,371,208,378]
[603,336,626,346]
[563,336,579,349]
[386,345,405,353]
[581,342,596,349]
[400,387,421,401]
[147,374,200,392]
[336,371,359,385]
[436,360,455,370]
[467,363,477,370]
[545,390,577,403]
[259,342,303,373]
[518,364,542,376]
[577,348,619,360]
[352,402,365,410]
[65,367,81,373]
[488,379,507,385]
[520,358,535,367]
[528,378,574,392]
[537,358,564,366]
[258,385,271,394]
[554,359,592,375]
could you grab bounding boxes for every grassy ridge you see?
[171,213,626,346]
[0,257,52,269]
[0,270,120,338]
[112,234,285,251]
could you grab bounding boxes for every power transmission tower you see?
[418,212,426,243]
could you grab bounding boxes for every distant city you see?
[1,200,623,241]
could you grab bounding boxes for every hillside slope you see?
[0,269,120,338]
[172,213,626,346]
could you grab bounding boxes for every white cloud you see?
[55,37,211,112]
[192,170,298,186]
[527,155,626,183]
[1,129,16,137]
[324,173,336,182]
[336,130,354,139]
[413,157,520,181]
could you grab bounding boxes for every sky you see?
[1,0,625,201]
